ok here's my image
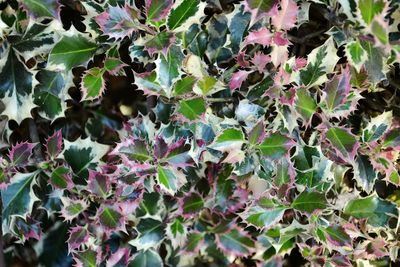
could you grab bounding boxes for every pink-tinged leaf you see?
[245,0,277,25]
[216,228,255,257]
[251,52,271,73]
[274,157,295,197]
[95,5,142,40]
[293,57,307,70]
[184,232,205,254]
[0,166,8,190]
[258,133,295,159]
[330,254,352,267]
[8,142,36,166]
[67,226,90,252]
[87,170,111,199]
[244,28,273,47]
[154,136,168,159]
[45,130,62,159]
[273,66,291,86]
[323,224,352,249]
[60,197,88,222]
[145,32,176,57]
[73,248,99,267]
[237,52,250,68]
[50,166,74,190]
[323,65,351,113]
[271,0,298,30]
[116,186,143,214]
[272,32,290,46]
[248,120,265,145]
[111,138,152,163]
[13,216,42,241]
[104,58,127,75]
[145,0,173,22]
[383,128,400,149]
[163,138,193,167]
[96,204,126,234]
[323,127,359,162]
[106,248,130,267]
[229,70,250,91]
[178,191,204,218]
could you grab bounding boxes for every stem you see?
[0,197,5,267]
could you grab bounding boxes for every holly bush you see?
[0,0,400,266]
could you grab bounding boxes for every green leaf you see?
[358,0,384,25]
[343,195,398,227]
[299,38,338,88]
[198,76,217,95]
[146,0,173,23]
[81,67,105,101]
[246,0,275,18]
[157,166,178,193]
[371,20,388,44]
[62,138,108,177]
[33,70,65,120]
[185,232,205,253]
[145,32,175,56]
[0,47,35,123]
[345,41,367,72]
[362,111,392,142]
[248,121,264,145]
[323,225,352,248]
[22,0,58,18]
[74,249,97,267]
[116,139,152,162]
[2,172,38,231]
[245,206,286,228]
[323,66,351,114]
[353,155,377,194]
[157,45,183,95]
[325,127,358,161]
[295,88,317,123]
[173,76,197,96]
[50,166,73,190]
[167,0,200,31]
[291,190,328,213]
[98,206,122,229]
[217,228,255,256]
[383,128,400,149]
[258,133,292,159]
[181,192,204,216]
[177,97,206,120]
[133,218,165,249]
[48,35,97,70]
[360,40,385,86]
[130,250,163,267]
[209,128,245,152]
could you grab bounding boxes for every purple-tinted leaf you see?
[50,166,74,190]
[87,170,111,198]
[67,226,89,252]
[323,65,351,113]
[146,0,173,22]
[145,32,175,57]
[45,130,62,159]
[179,192,204,217]
[248,120,265,145]
[216,228,255,257]
[258,133,294,159]
[8,142,36,166]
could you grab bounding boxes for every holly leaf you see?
[295,87,317,125]
[45,130,63,159]
[299,37,339,88]
[81,67,106,101]
[8,142,36,166]
[176,97,206,121]
[180,192,204,217]
[2,172,38,232]
[0,47,35,124]
[216,228,255,257]
[145,32,175,57]
[353,155,377,194]
[244,199,286,229]
[50,166,74,190]
[130,250,163,267]
[358,0,385,25]
[344,195,398,227]
[271,0,298,30]
[258,133,293,159]
[33,70,66,120]
[22,0,59,18]
[345,40,367,72]
[132,218,165,250]
[167,0,201,31]
[291,190,328,213]
[322,66,351,115]
[325,127,359,162]
[146,0,173,23]
[48,35,97,70]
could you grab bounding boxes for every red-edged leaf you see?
[45,130,63,159]
[8,142,36,166]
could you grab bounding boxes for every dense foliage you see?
[1,0,400,266]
